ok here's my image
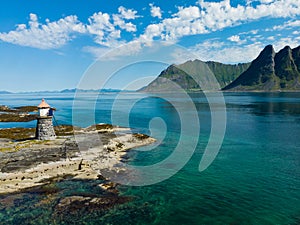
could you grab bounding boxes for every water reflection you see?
[247,102,300,116]
[224,92,300,117]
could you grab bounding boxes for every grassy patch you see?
[0,147,15,153]
[0,113,37,122]
[0,127,35,140]
[84,124,114,132]
[132,133,150,140]
[14,106,38,112]
[54,125,77,136]
[0,125,81,141]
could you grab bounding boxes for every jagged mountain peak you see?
[223,44,300,91]
[222,45,276,90]
[141,44,300,92]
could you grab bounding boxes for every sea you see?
[0,92,299,225]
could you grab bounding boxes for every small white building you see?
[37,99,54,117]
[36,99,56,140]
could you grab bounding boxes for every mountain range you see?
[2,44,300,94]
[0,89,123,94]
[0,91,11,94]
[142,44,300,92]
[223,45,300,91]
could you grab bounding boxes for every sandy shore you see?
[0,125,155,194]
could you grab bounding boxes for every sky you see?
[0,0,300,92]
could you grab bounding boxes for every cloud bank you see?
[0,0,300,63]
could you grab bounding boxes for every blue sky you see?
[0,0,300,92]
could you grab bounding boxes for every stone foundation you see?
[36,117,56,140]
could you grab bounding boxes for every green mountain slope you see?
[140,59,250,92]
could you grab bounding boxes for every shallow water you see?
[0,92,299,224]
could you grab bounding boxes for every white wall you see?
[39,108,50,117]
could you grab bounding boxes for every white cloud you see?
[139,24,164,42]
[293,31,300,35]
[84,40,143,60]
[118,6,138,20]
[1,0,300,61]
[139,0,300,43]
[228,35,241,42]
[0,6,139,50]
[259,0,275,4]
[190,40,263,63]
[141,6,207,42]
[150,4,162,19]
[272,20,300,30]
[83,46,111,58]
[85,6,137,47]
[174,6,201,20]
[0,13,85,49]
[189,34,300,64]
[170,48,199,64]
[112,7,137,33]
[240,29,259,35]
[86,12,120,47]
[272,37,300,51]
[267,36,275,40]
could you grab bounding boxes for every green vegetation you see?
[0,105,13,112]
[0,125,78,141]
[54,125,77,136]
[223,45,300,91]
[0,105,38,122]
[0,124,119,142]
[84,124,115,133]
[141,59,250,92]
[0,127,35,140]
[0,105,37,113]
[206,61,251,87]
[0,139,53,153]
[0,113,37,122]
[142,44,300,92]
[133,133,150,140]
[95,124,114,130]
[14,106,38,112]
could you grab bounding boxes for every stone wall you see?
[36,117,56,140]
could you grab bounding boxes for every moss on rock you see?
[0,127,36,140]
[0,113,37,122]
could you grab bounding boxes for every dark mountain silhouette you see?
[223,45,300,91]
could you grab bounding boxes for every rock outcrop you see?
[223,45,300,91]
[0,124,156,194]
[0,105,38,122]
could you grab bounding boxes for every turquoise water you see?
[0,92,299,224]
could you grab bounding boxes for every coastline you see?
[0,124,156,194]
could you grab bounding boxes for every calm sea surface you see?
[0,92,299,224]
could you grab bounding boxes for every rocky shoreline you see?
[0,124,155,194]
[0,123,155,221]
[0,105,38,122]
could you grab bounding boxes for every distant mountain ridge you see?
[0,91,11,94]
[141,44,300,92]
[0,89,123,94]
[60,88,122,93]
[223,45,300,91]
[140,60,250,92]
